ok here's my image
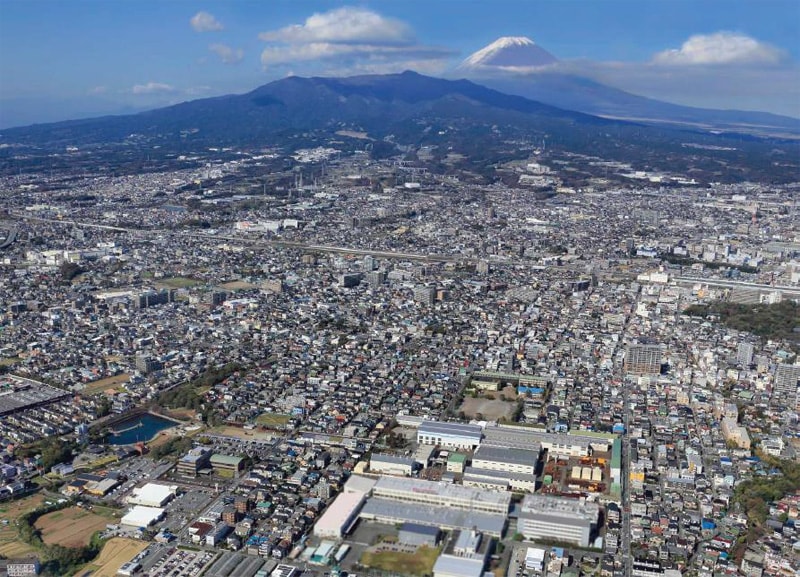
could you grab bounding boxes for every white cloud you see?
[259,7,412,45]
[260,42,451,67]
[258,7,453,74]
[261,43,358,66]
[87,85,107,95]
[190,11,223,33]
[132,82,175,95]
[538,58,800,118]
[320,57,451,77]
[209,43,244,64]
[185,85,212,96]
[653,32,783,66]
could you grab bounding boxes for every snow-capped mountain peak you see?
[460,36,558,70]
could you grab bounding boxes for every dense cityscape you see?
[0,133,798,577]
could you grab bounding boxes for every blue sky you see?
[1,0,798,127]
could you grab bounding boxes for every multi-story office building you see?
[517,495,599,547]
[414,285,436,306]
[736,342,754,366]
[135,354,163,375]
[773,364,800,409]
[177,447,212,477]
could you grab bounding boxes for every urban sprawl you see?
[0,146,798,577]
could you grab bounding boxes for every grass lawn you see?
[0,357,20,367]
[360,546,440,576]
[91,504,123,519]
[256,412,291,428]
[158,276,202,289]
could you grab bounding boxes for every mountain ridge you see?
[458,37,800,137]
[2,70,797,186]
[0,71,612,146]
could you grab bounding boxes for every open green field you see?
[0,357,20,367]
[360,546,440,576]
[158,276,202,289]
[256,412,291,428]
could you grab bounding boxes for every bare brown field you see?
[160,408,196,421]
[74,537,148,577]
[36,507,112,548]
[218,280,256,291]
[157,277,201,289]
[146,430,180,451]
[0,494,44,558]
[459,386,518,421]
[82,374,130,395]
[211,425,274,441]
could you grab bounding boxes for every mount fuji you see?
[458,37,800,138]
[460,37,558,70]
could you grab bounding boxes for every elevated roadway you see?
[674,276,800,298]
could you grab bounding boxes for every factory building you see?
[462,467,537,492]
[369,453,416,476]
[127,483,178,508]
[417,421,483,449]
[371,476,511,515]
[472,444,540,475]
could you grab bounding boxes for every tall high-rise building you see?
[367,270,387,288]
[413,285,436,306]
[736,342,754,366]
[773,364,800,408]
[135,354,163,375]
[339,273,361,288]
[136,289,175,309]
[624,344,664,376]
[363,255,377,271]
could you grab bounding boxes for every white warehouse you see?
[417,421,483,449]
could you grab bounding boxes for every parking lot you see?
[101,458,176,505]
[138,544,217,577]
